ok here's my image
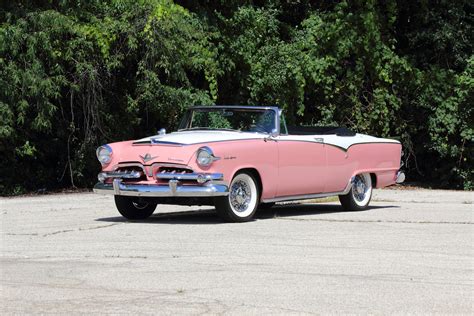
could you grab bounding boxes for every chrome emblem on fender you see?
[139,153,158,163]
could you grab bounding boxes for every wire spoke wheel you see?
[352,174,369,202]
[230,179,252,213]
[339,173,373,211]
[215,172,259,222]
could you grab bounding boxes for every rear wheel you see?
[214,172,259,222]
[339,173,373,211]
[114,196,157,220]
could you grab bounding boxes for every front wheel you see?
[214,172,260,222]
[339,173,373,211]
[114,196,157,220]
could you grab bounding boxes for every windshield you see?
[178,108,277,134]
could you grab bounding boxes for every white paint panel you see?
[135,131,265,145]
[277,133,399,150]
[135,130,399,149]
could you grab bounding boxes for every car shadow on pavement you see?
[257,203,397,220]
[95,203,398,225]
[96,209,221,224]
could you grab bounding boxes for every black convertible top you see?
[287,126,356,136]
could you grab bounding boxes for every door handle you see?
[314,138,324,143]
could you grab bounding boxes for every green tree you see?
[0,0,472,193]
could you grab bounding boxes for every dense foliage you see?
[0,0,472,194]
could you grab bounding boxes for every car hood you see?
[133,130,265,145]
[105,131,264,168]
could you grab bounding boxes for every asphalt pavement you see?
[1,188,473,314]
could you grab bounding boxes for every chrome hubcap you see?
[230,180,251,212]
[353,175,367,202]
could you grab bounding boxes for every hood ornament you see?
[139,153,158,163]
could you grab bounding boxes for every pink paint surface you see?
[101,137,402,201]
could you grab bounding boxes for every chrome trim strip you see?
[262,177,355,203]
[93,182,229,197]
[100,170,142,179]
[150,140,184,146]
[132,142,154,146]
[164,137,264,145]
[156,172,223,181]
[262,191,343,203]
[132,137,269,147]
[134,137,400,150]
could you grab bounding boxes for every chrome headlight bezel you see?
[96,144,113,165]
[196,146,219,167]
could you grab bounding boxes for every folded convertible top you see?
[287,126,356,136]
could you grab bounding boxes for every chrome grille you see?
[115,166,147,182]
[157,166,193,175]
[155,165,193,183]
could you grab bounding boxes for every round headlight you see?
[96,145,112,165]
[196,147,217,167]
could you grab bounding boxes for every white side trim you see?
[277,133,399,150]
[134,130,400,150]
[135,131,265,145]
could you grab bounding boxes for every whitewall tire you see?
[214,172,259,222]
[339,173,373,211]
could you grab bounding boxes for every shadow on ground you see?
[96,203,398,225]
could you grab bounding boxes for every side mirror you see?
[158,128,166,135]
[265,129,278,142]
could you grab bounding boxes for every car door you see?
[275,135,327,197]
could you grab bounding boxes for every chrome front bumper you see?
[93,177,229,197]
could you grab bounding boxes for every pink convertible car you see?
[94,106,405,222]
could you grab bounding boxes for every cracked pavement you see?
[1,189,473,314]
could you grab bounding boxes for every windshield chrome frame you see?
[179,105,281,135]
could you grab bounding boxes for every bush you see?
[0,0,472,194]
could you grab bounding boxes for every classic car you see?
[93,105,405,222]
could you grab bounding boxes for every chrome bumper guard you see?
[396,170,405,184]
[93,172,228,197]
